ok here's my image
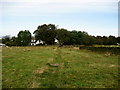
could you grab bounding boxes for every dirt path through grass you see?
[31,47,64,88]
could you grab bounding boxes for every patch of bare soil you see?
[105,52,111,57]
[53,47,57,51]
[34,67,48,74]
[47,63,60,67]
[73,47,79,50]
[30,75,40,88]
[109,64,120,68]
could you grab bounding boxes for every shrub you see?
[79,46,120,55]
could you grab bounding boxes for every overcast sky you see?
[0,0,119,37]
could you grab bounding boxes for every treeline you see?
[2,30,31,46]
[2,24,120,46]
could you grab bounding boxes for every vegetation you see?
[33,24,56,45]
[2,24,120,46]
[17,30,31,46]
[2,23,120,88]
[2,46,119,88]
[2,30,31,46]
[79,46,120,55]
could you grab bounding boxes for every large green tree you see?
[17,30,31,46]
[33,24,56,45]
[56,29,71,45]
[69,30,79,45]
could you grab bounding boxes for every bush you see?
[79,46,120,55]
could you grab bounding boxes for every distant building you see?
[31,40,44,46]
[31,40,36,46]
[55,39,59,44]
[31,38,59,46]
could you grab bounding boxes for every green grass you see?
[2,46,119,88]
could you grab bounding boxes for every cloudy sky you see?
[0,0,119,37]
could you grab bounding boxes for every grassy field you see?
[2,46,119,88]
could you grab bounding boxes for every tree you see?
[117,37,120,44]
[2,35,10,44]
[10,36,18,46]
[56,29,71,45]
[86,35,95,45]
[95,36,103,45]
[33,24,56,45]
[108,35,117,45]
[45,24,56,45]
[17,30,31,46]
[77,31,90,45]
[69,30,79,45]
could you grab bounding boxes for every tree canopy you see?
[33,24,56,45]
[2,24,119,46]
[17,30,31,46]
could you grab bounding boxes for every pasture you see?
[2,46,119,88]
